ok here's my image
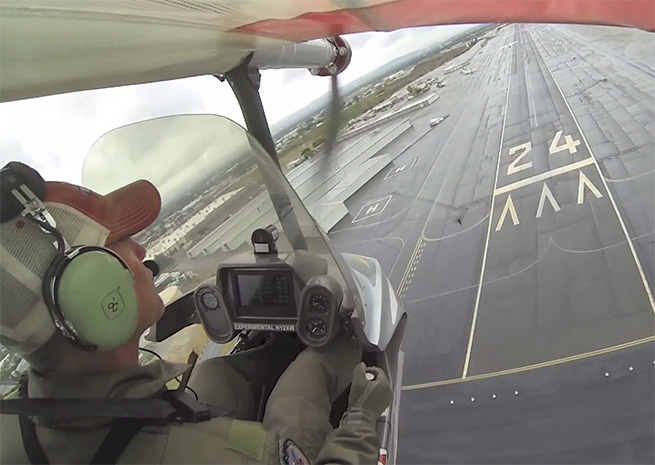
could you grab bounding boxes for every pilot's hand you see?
[348,363,392,418]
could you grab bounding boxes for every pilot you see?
[0,161,392,464]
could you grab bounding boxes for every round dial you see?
[306,317,327,338]
[201,292,219,310]
[309,293,329,313]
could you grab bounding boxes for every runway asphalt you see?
[328,23,655,464]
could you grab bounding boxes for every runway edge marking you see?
[403,335,655,391]
[461,33,514,379]
[535,31,655,316]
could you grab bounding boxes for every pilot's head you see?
[0,161,164,373]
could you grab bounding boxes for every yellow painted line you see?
[538,35,655,316]
[494,157,594,196]
[399,239,422,287]
[404,239,426,296]
[399,238,426,297]
[462,39,514,379]
[403,335,655,391]
[397,237,424,296]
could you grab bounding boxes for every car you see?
[286,156,307,170]
[429,114,450,127]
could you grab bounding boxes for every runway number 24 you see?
[507,130,581,176]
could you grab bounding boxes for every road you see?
[329,24,655,463]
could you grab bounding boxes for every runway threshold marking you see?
[538,36,655,316]
[462,29,654,380]
[494,158,594,195]
[402,335,655,391]
[461,36,514,379]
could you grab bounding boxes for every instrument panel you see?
[193,252,343,348]
[229,269,296,319]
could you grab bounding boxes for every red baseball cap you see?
[0,161,162,361]
[44,180,161,244]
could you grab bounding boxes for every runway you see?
[328,24,655,463]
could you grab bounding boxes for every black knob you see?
[143,260,160,277]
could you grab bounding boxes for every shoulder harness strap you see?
[3,377,229,465]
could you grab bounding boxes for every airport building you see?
[145,188,243,260]
[340,92,439,141]
[187,118,414,257]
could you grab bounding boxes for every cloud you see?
[82,115,251,204]
[0,76,245,184]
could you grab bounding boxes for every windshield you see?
[82,114,350,297]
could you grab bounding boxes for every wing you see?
[1,0,652,102]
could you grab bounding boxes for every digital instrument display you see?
[231,271,296,319]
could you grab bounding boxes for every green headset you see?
[40,238,140,352]
[1,162,139,352]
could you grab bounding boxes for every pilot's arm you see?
[188,337,390,464]
[312,364,392,465]
[262,337,363,458]
[268,353,392,465]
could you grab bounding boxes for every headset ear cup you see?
[56,248,139,351]
[42,252,73,337]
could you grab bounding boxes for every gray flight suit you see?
[0,337,382,464]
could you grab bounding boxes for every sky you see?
[0,24,476,186]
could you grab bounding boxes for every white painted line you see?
[525,69,539,127]
[531,97,538,127]
[404,335,655,390]
[387,237,406,276]
[494,158,594,196]
[462,32,514,379]
[523,30,539,127]
[384,158,418,180]
[422,212,490,242]
[536,183,561,218]
[494,194,520,231]
[538,36,655,316]
[577,171,603,204]
[351,195,393,223]
[604,169,655,183]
